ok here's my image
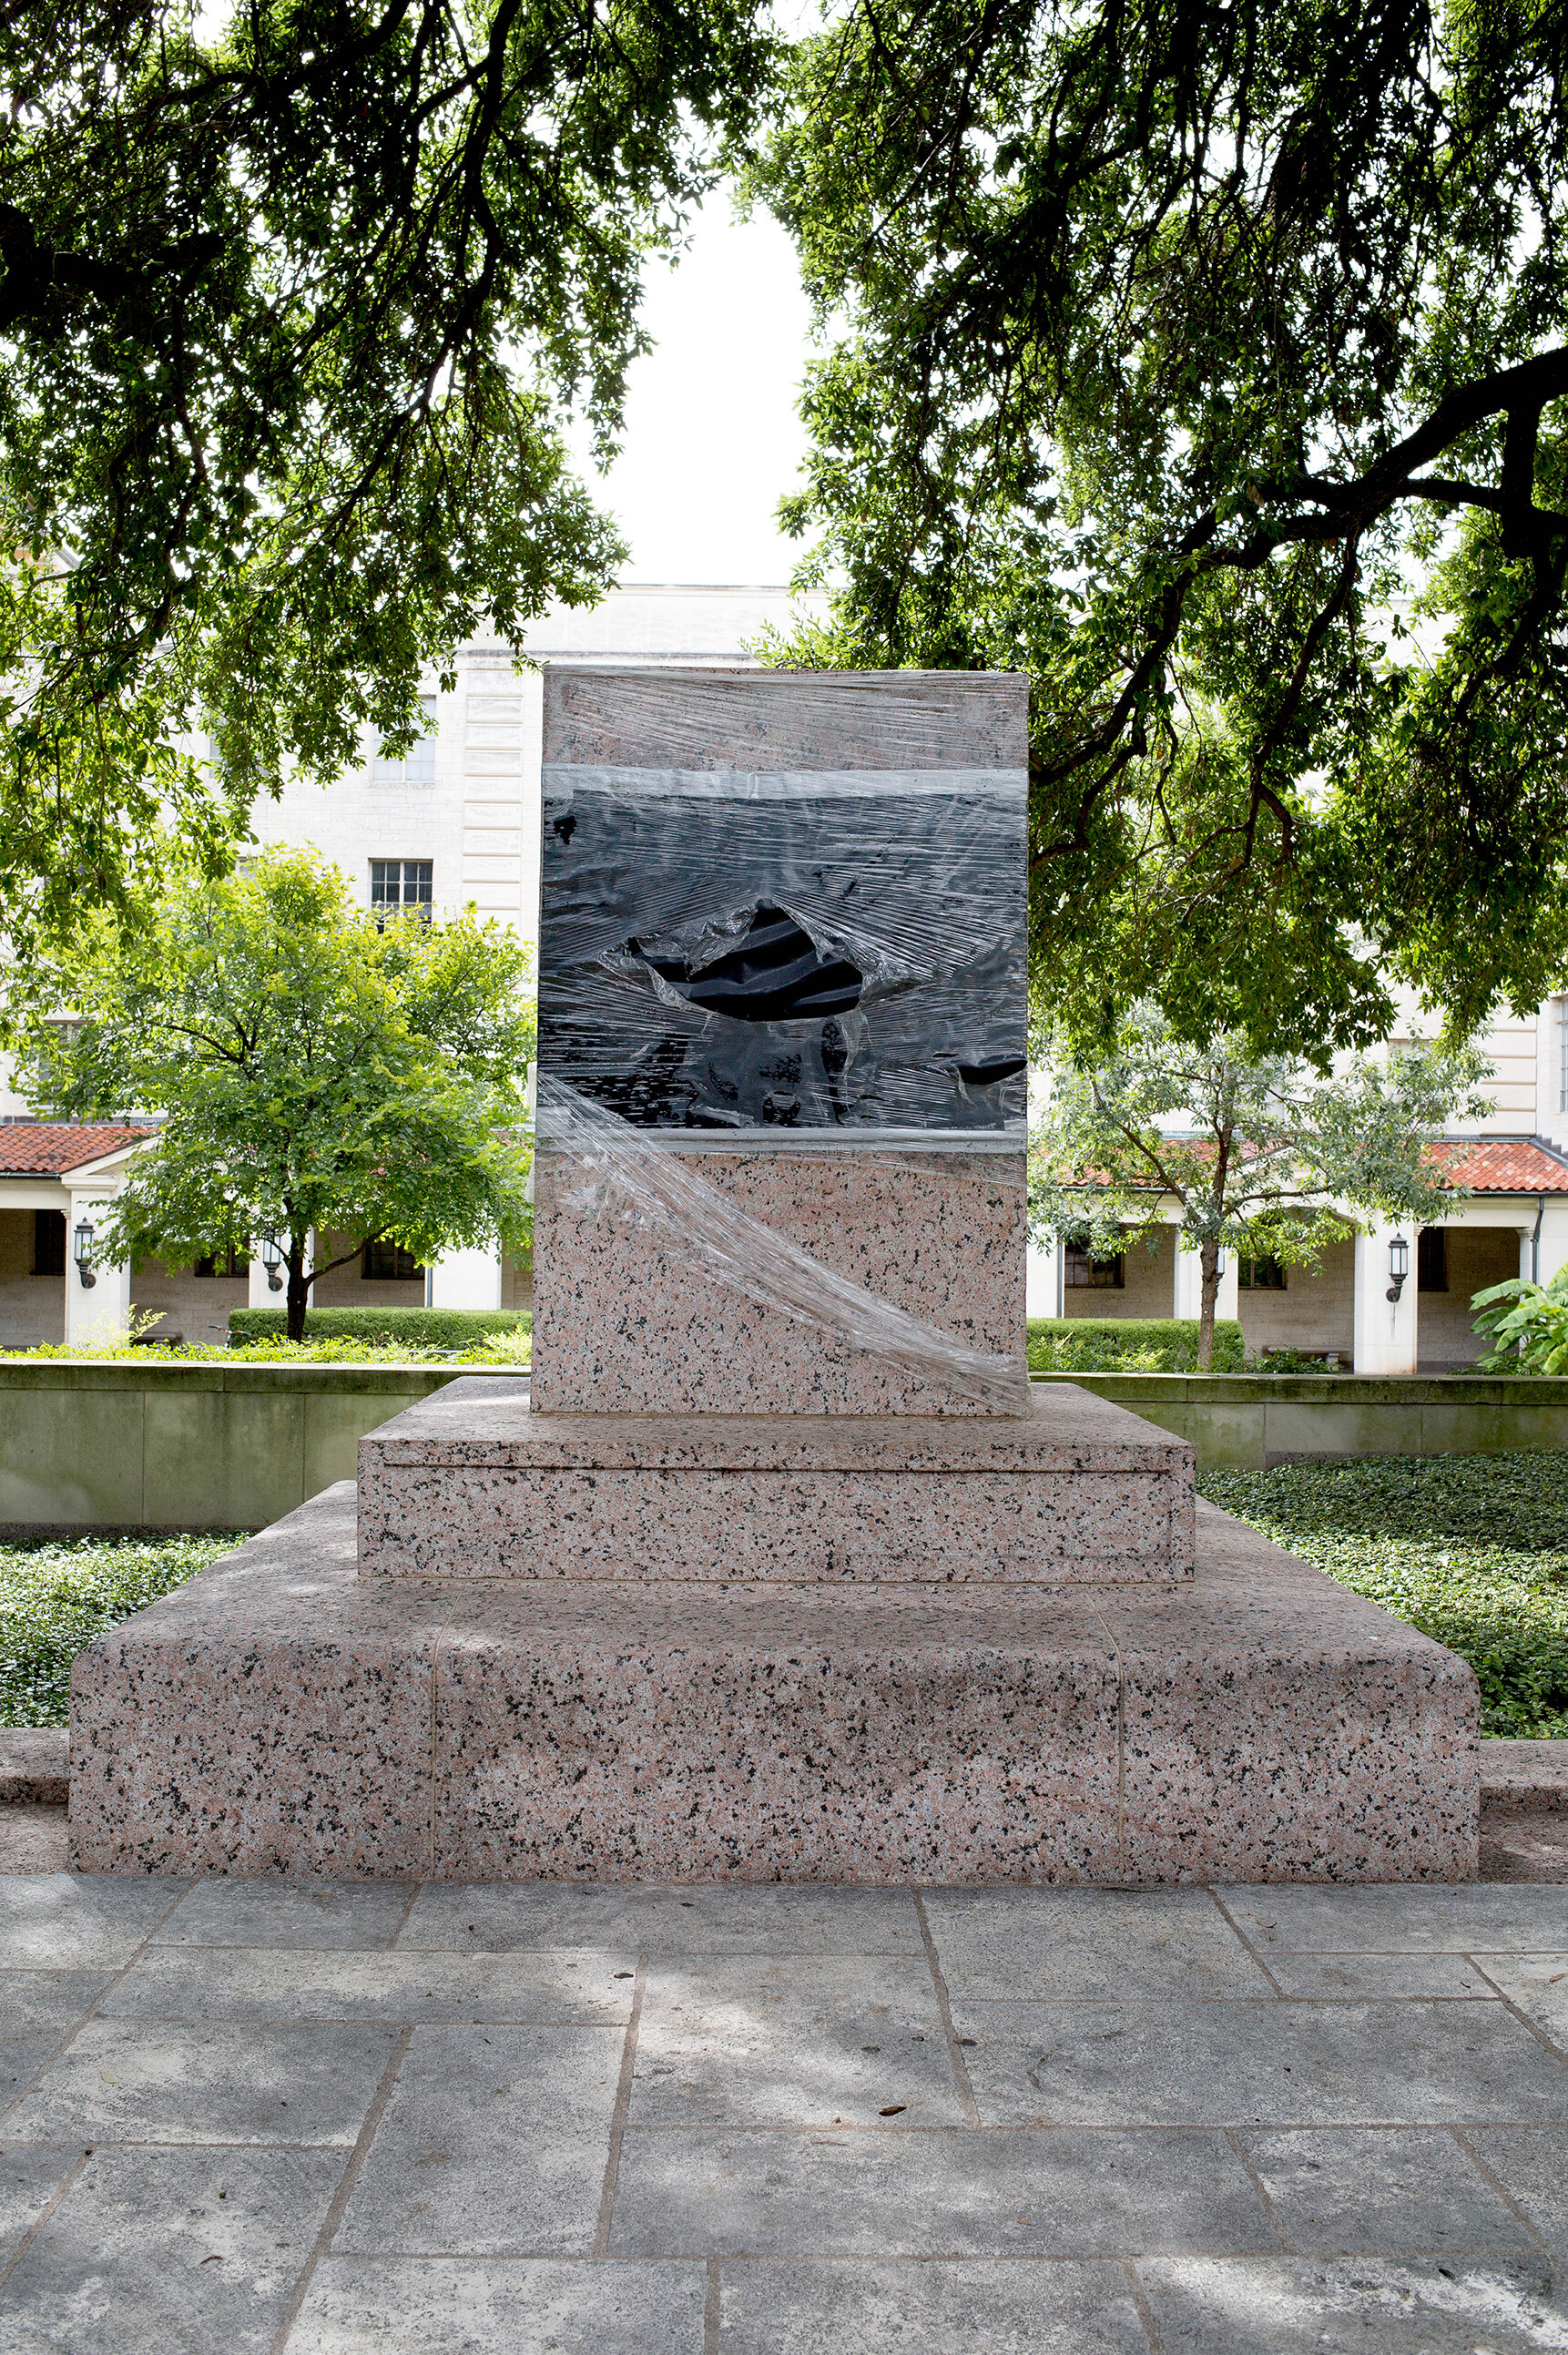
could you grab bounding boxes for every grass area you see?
[0,1533,243,1728]
[1200,1452,1568,1738]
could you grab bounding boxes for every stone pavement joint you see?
[2,1871,1567,2351]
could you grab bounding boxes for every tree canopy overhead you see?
[0,0,771,948]
[755,0,1568,1058]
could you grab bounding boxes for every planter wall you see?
[0,1363,494,1532]
[1034,1371,1568,1469]
[2,1363,1566,1530]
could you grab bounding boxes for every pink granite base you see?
[531,1148,1026,1415]
[356,1381,1196,1585]
[68,1489,1479,1883]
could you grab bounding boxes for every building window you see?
[1417,1225,1449,1292]
[370,860,433,923]
[194,1248,249,1279]
[363,1239,423,1281]
[1064,1243,1125,1289]
[372,696,438,785]
[32,1210,66,1275]
[1238,1255,1287,1290]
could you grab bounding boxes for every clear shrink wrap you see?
[538,765,1027,1141]
[536,1076,1032,1414]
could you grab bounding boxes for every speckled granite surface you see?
[357,1381,1196,1584]
[68,1490,1478,1884]
[531,1150,1026,1417]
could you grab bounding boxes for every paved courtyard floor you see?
[0,1870,1565,2351]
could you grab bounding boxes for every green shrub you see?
[229,1306,530,1350]
[1202,1453,1568,1738]
[1026,1316,1245,1372]
[1471,1266,1568,1373]
[1,1533,244,1727]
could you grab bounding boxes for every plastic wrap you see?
[538,765,1027,1140]
[536,1076,1032,1412]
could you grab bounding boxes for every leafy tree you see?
[1027,1007,1489,1366]
[7,848,535,1341]
[752,0,1568,1056]
[0,0,772,950]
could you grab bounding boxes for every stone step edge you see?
[9,1726,1563,1815]
[0,1728,68,1806]
[1476,1738,1568,1813]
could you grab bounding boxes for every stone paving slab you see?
[1,1872,1566,2350]
[288,2256,709,2355]
[1136,2255,1566,2352]
[0,2145,346,2355]
[951,1995,1568,2127]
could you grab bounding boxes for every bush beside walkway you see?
[1203,1452,1568,1738]
[0,1533,242,1727]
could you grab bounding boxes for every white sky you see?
[566,198,817,586]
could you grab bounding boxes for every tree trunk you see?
[285,1245,311,1344]
[1197,1235,1220,1371]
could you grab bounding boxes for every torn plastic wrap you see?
[538,766,1028,1141]
[537,1076,1032,1413]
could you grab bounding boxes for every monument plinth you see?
[532,663,1031,1417]
[67,668,1479,1883]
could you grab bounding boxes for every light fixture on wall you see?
[73,1218,97,1289]
[1386,1234,1410,1303]
[260,1232,285,1292]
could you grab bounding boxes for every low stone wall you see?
[0,1362,500,1531]
[1,1363,1565,1529]
[1035,1371,1568,1468]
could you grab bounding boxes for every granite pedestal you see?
[66,666,1481,1881]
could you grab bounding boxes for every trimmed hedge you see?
[1026,1316,1246,1372]
[229,1305,531,1348]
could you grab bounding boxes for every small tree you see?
[9,849,535,1341]
[1028,1008,1490,1369]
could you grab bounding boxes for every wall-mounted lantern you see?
[1385,1234,1410,1303]
[260,1232,285,1292]
[74,1218,97,1289]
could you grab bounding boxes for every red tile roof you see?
[1431,1139,1568,1193]
[0,1123,154,1176]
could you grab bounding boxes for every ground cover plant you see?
[1201,1453,1568,1738]
[0,1533,243,1727]
[1026,1317,1245,1372]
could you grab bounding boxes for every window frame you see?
[1064,1242,1125,1290]
[193,1247,250,1279]
[372,695,438,786]
[362,1238,424,1282]
[369,859,434,923]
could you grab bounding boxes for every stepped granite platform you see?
[355,1381,1196,1585]
[67,1381,1478,1884]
